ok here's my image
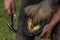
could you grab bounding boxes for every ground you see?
[0,0,21,40]
[0,0,50,40]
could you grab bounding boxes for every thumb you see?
[39,31,45,38]
[39,30,47,38]
[12,2,16,14]
[7,8,11,16]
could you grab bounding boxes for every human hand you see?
[39,24,53,38]
[4,0,16,15]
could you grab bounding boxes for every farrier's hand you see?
[39,24,52,38]
[4,0,16,15]
[39,7,60,38]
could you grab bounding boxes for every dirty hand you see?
[39,24,53,38]
[39,8,60,38]
[4,0,16,15]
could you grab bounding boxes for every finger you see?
[44,33,50,38]
[46,31,51,38]
[12,2,16,14]
[4,3,9,11]
[40,29,51,38]
[39,32,49,39]
[4,2,11,15]
[39,31,45,38]
[7,3,11,16]
[7,8,11,16]
[42,31,51,38]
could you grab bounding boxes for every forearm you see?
[48,8,60,28]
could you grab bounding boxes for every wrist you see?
[46,23,54,29]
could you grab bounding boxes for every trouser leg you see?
[51,22,60,40]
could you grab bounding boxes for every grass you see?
[0,0,50,40]
[0,0,21,40]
